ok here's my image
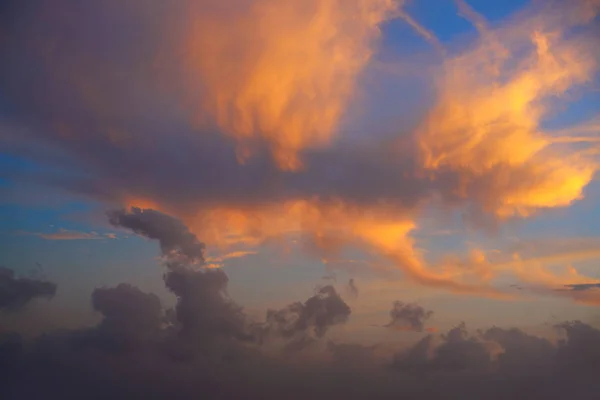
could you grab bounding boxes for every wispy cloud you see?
[205,250,258,268]
[17,229,117,241]
[563,283,600,292]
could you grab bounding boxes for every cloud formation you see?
[418,0,599,218]
[262,284,351,352]
[108,207,205,265]
[17,229,115,240]
[386,301,433,332]
[0,0,599,304]
[183,0,398,169]
[3,208,600,398]
[0,267,56,311]
[3,269,600,399]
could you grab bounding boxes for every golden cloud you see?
[418,1,599,217]
[183,0,398,170]
[118,0,600,302]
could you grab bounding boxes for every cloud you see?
[263,285,351,346]
[108,207,205,265]
[4,210,600,398]
[5,281,600,399]
[0,0,599,304]
[417,0,599,218]
[17,229,112,240]
[108,208,350,350]
[563,283,600,291]
[386,301,433,332]
[204,250,258,268]
[346,278,359,299]
[0,267,56,311]
[554,282,600,305]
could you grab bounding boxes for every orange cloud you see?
[114,1,600,305]
[19,229,114,241]
[124,196,511,298]
[417,0,599,218]
[183,0,397,170]
[40,0,599,305]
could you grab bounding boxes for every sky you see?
[1,0,600,398]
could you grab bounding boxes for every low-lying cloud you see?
[0,267,57,311]
[386,301,434,332]
[2,210,600,399]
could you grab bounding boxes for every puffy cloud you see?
[3,211,600,398]
[386,301,433,332]
[108,208,350,351]
[0,267,56,311]
[108,207,205,265]
[89,284,163,352]
[263,285,351,347]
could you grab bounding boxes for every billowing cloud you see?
[386,301,434,332]
[0,0,599,304]
[108,207,205,265]
[418,0,599,218]
[183,0,398,169]
[4,274,600,399]
[262,284,351,352]
[0,267,56,311]
[107,208,350,350]
[2,210,600,398]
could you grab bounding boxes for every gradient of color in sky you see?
[1,0,600,398]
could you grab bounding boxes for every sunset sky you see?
[1,1,600,398]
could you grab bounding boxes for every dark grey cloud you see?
[346,278,359,299]
[0,267,56,311]
[108,207,205,264]
[0,235,599,400]
[261,285,351,352]
[563,283,600,292]
[5,296,600,400]
[386,301,433,332]
[107,208,350,352]
[88,283,163,352]
[7,209,600,399]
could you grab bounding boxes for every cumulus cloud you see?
[2,210,600,398]
[4,281,600,399]
[261,285,351,352]
[0,267,57,311]
[385,301,434,332]
[108,207,205,265]
[183,0,399,169]
[107,208,351,352]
